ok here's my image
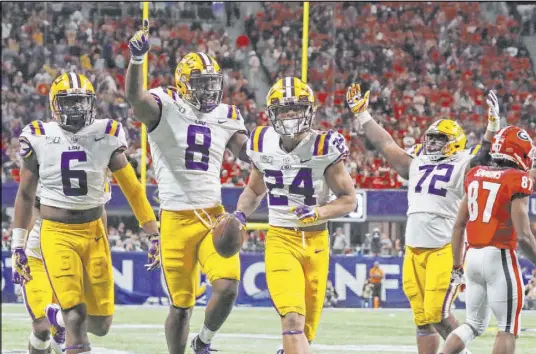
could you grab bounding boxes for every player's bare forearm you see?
[13,165,39,231]
[125,61,160,126]
[320,161,357,220]
[228,131,250,163]
[483,129,495,143]
[141,220,159,235]
[236,168,266,216]
[362,120,412,179]
[512,197,536,264]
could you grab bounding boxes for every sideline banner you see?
[3,251,534,308]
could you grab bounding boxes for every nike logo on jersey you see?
[300,158,312,163]
[94,136,106,142]
[218,119,227,124]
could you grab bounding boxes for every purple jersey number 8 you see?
[61,151,88,196]
[185,125,211,171]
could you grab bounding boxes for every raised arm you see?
[469,90,502,170]
[512,196,536,265]
[125,19,161,131]
[451,195,470,267]
[346,84,413,179]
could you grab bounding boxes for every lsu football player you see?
[19,184,110,354]
[346,84,502,354]
[235,77,357,354]
[126,21,250,354]
[11,72,159,354]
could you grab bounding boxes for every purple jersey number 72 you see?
[415,163,454,197]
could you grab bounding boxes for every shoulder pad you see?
[313,130,349,164]
[248,126,270,153]
[407,144,424,157]
[104,119,123,137]
[25,120,47,136]
[468,144,481,156]
[225,104,243,121]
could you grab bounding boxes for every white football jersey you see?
[19,119,126,211]
[405,145,480,248]
[247,127,349,228]
[148,87,247,211]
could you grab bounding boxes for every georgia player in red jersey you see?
[441,126,536,354]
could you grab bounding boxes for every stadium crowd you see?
[2,2,536,190]
[246,2,536,188]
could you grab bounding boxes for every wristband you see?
[130,56,145,65]
[11,228,28,250]
[355,110,373,126]
[147,233,159,241]
[486,116,500,133]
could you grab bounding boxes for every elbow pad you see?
[113,164,156,226]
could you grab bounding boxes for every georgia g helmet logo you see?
[517,130,530,141]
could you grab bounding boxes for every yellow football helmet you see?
[49,72,96,131]
[175,52,223,112]
[266,77,316,137]
[423,119,467,160]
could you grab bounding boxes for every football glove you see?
[486,90,500,132]
[144,233,160,272]
[232,210,247,227]
[450,266,466,291]
[290,205,320,224]
[346,83,372,126]
[12,247,32,285]
[128,19,151,64]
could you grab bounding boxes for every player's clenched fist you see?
[346,84,370,115]
[129,19,151,64]
[291,205,319,224]
[145,233,160,271]
[486,90,500,132]
[12,247,32,285]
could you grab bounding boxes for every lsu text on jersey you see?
[247,126,348,342]
[148,86,246,308]
[461,166,533,337]
[402,145,480,326]
[20,119,126,316]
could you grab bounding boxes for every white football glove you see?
[450,266,466,292]
[486,90,500,132]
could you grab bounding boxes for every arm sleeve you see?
[19,124,36,159]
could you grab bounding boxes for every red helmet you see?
[491,126,534,171]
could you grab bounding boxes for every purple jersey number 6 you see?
[185,125,211,171]
[61,151,88,196]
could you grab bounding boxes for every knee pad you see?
[416,324,437,337]
[451,324,478,346]
[29,331,51,350]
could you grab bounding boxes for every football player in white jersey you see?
[11,72,160,354]
[346,84,501,354]
[19,182,110,354]
[235,77,357,354]
[126,21,250,354]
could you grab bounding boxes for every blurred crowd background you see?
[2,2,536,253]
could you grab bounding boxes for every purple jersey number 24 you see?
[185,125,211,171]
[415,163,454,197]
[264,168,316,206]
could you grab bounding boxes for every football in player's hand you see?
[212,213,246,258]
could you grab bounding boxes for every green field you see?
[2,304,536,353]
